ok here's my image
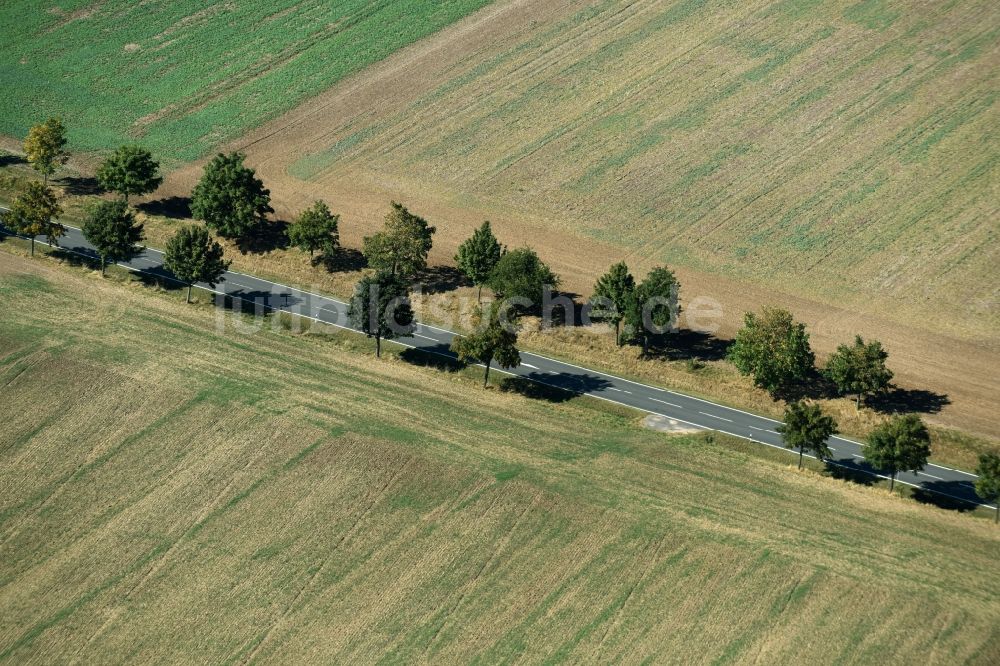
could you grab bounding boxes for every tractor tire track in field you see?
[68,433,281,664]
[419,493,541,658]
[237,456,416,665]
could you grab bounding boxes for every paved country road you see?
[1,218,992,510]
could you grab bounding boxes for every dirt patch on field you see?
[143,0,998,438]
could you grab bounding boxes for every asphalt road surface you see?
[1,219,991,510]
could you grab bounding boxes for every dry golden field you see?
[1,248,999,663]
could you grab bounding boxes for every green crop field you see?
[1,250,998,662]
[288,0,999,340]
[0,0,490,163]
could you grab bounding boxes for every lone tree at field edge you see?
[81,199,144,276]
[776,401,837,469]
[5,182,63,256]
[191,152,273,241]
[362,202,435,278]
[163,225,230,303]
[591,261,635,346]
[455,221,502,303]
[288,200,339,259]
[486,247,559,310]
[623,266,680,355]
[347,271,415,358]
[862,414,931,492]
[825,335,893,409]
[975,452,1000,523]
[727,307,815,396]
[452,301,521,387]
[96,145,163,202]
[24,117,69,185]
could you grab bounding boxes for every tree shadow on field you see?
[319,247,366,272]
[499,371,611,403]
[645,329,732,362]
[0,154,26,167]
[236,221,289,254]
[773,369,839,403]
[544,291,584,327]
[57,175,102,196]
[415,265,470,294]
[138,196,192,219]
[867,386,950,415]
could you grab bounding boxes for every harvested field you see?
[1,248,999,663]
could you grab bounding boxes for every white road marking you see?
[650,398,682,408]
[918,471,946,481]
[412,333,438,342]
[6,225,991,509]
[521,362,539,369]
[700,412,733,422]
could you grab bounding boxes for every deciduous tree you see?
[776,401,837,469]
[24,117,69,185]
[362,202,435,278]
[191,152,272,240]
[96,145,163,202]
[623,266,679,354]
[863,414,931,492]
[5,181,63,256]
[590,262,635,346]
[81,199,144,276]
[727,307,815,396]
[288,201,339,258]
[163,225,230,303]
[974,452,1000,524]
[455,221,502,302]
[452,302,521,387]
[347,271,415,357]
[825,335,893,409]
[487,247,559,309]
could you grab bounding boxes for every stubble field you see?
[1,248,999,663]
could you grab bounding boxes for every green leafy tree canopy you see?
[191,152,273,240]
[776,401,837,469]
[974,452,1000,523]
[362,202,435,277]
[590,261,635,346]
[347,271,415,357]
[455,221,502,302]
[623,266,680,354]
[487,247,559,309]
[862,414,931,491]
[727,307,815,395]
[825,335,893,408]
[24,117,69,185]
[163,225,230,303]
[452,301,521,387]
[96,145,163,202]
[288,200,339,258]
[81,199,144,276]
[5,181,64,256]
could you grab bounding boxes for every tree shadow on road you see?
[500,371,611,403]
[398,345,464,373]
[910,480,980,513]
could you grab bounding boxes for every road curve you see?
[0,219,991,510]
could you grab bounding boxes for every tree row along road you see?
[0,219,991,510]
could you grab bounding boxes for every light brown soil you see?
[43,0,1000,438]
